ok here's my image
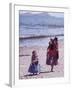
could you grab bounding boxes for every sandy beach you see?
[19,39,64,79]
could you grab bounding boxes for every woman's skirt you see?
[46,56,58,65]
[28,63,40,73]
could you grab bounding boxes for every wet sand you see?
[19,39,64,79]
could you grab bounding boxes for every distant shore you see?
[19,34,64,40]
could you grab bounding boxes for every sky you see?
[48,13,64,18]
[19,11,64,18]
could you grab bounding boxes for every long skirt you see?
[28,63,40,74]
[46,56,58,65]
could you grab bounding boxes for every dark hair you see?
[54,37,58,41]
[32,50,36,54]
[48,38,54,50]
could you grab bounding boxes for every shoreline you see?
[19,34,64,39]
[19,37,64,48]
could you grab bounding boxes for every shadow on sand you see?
[24,71,51,77]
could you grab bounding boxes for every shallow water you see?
[19,27,64,47]
[19,27,64,37]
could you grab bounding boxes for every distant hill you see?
[19,12,64,28]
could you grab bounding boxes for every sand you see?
[19,39,64,79]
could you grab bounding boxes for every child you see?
[28,50,40,75]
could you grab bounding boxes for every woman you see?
[46,38,59,72]
[28,50,40,75]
